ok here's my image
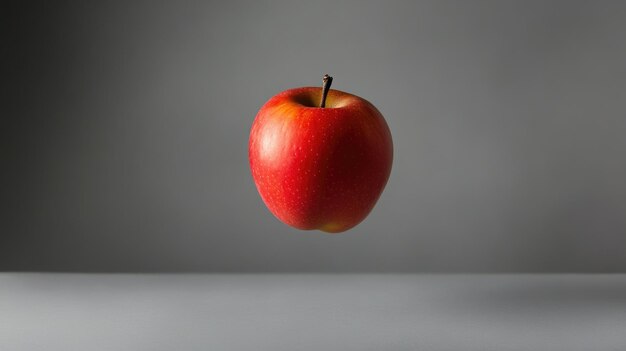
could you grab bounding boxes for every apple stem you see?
[320,74,333,108]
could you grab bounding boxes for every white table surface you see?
[1,274,625,350]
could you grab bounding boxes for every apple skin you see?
[248,87,393,233]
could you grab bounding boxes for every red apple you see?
[248,75,393,233]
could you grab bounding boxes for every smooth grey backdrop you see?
[3,0,626,272]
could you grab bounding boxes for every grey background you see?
[3,274,626,350]
[3,0,626,272]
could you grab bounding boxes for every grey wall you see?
[3,0,626,272]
